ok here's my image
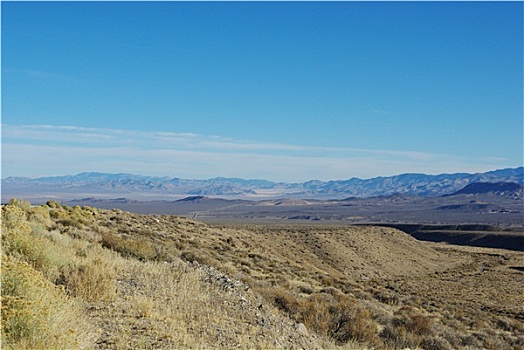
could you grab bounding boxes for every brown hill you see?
[206,224,456,284]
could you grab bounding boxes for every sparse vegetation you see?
[1,199,523,349]
[1,200,97,349]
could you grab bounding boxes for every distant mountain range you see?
[2,167,523,199]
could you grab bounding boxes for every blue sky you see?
[2,1,522,182]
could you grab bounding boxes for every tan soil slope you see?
[396,245,524,318]
[242,225,456,280]
[94,210,459,288]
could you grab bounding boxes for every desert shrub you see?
[46,200,61,208]
[1,258,95,349]
[2,204,30,233]
[439,328,462,348]
[62,257,116,302]
[515,335,524,348]
[49,208,70,221]
[380,307,436,349]
[48,207,90,229]
[420,335,453,350]
[257,285,383,347]
[299,293,336,335]
[56,224,101,244]
[272,288,301,314]
[126,238,157,261]
[27,206,52,227]
[100,231,156,261]
[150,243,179,262]
[460,333,482,348]
[57,217,84,228]
[2,205,78,282]
[81,205,97,214]
[380,323,417,349]
[289,280,314,295]
[7,198,31,211]
[392,307,433,336]
[406,314,432,336]
[373,287,400,305]
[2,211,67,283]
[259,286,301,315]
[180,249,219,268]
[495,316,524,334]
[2,201,117,302]
[330,307,381,346]
[99,231,127,251]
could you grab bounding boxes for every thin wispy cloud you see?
[0,124,436,158]
[3,68,77,83]
[1,124,513,181]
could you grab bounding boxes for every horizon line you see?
[3,166,523,184]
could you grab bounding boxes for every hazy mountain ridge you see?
[2,167,523,199]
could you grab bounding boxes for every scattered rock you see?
[295,322,308,336]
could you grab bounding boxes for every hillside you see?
[1,200,330,350]
[2,199,523,349]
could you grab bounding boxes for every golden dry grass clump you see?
[1,258,96,349]
[1,200,99,349]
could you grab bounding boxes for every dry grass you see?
[2,200,349,349]
[2,199,522,349]
[94,260,287,349]
[1,257,96,350]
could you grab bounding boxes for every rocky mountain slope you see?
[447,181,523,198]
